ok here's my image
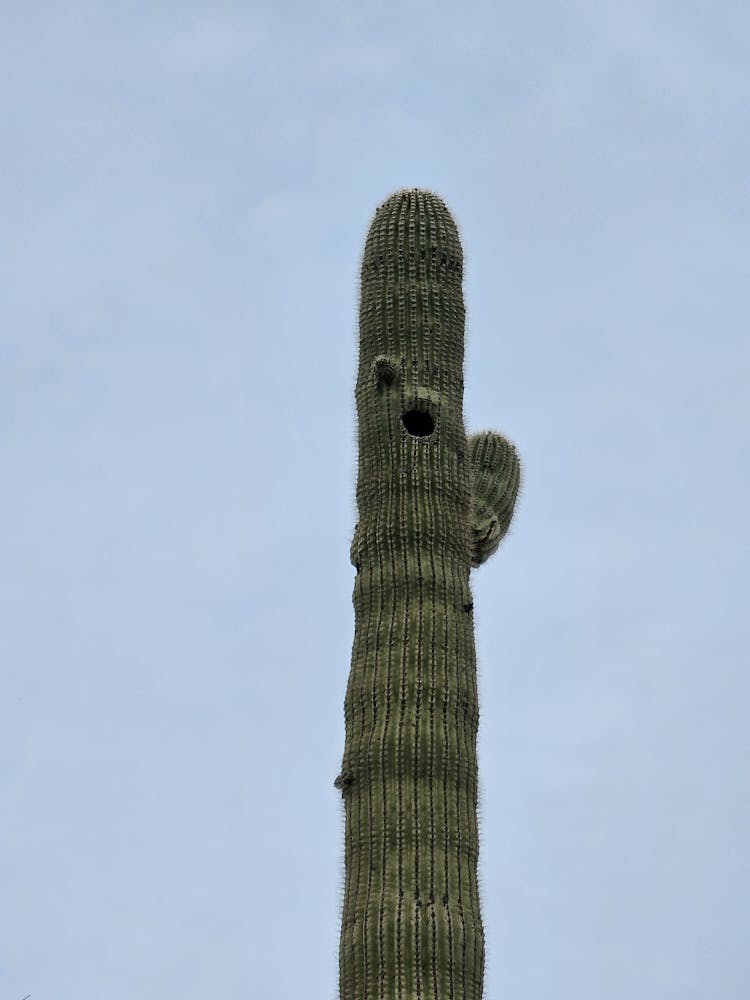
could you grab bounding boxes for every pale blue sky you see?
[2,3,748,999]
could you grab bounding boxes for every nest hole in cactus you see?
[401,409,435,438]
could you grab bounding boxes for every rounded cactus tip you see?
[377,186,452,215]
[367,188,464,270]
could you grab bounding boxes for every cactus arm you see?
[469,431,521,568]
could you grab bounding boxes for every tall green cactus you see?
[336,189,520,1000]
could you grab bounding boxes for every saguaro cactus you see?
[336,189,520,1000]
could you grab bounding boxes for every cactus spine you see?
[336,189,520,1000]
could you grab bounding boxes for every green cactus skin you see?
[336,189,520,1000]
